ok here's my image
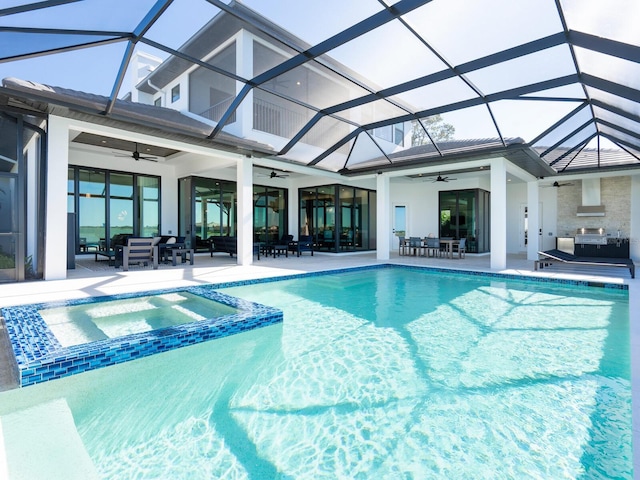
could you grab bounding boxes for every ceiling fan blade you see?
[542,181,572,188]
[429,175,455,182]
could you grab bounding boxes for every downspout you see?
[147,79,163,104]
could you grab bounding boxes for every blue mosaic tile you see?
[1,264,626,388]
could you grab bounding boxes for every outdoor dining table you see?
[439,238,461,259]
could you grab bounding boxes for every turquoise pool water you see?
[0,267,631,479]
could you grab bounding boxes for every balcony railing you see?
[195,95,348,151]
[254,97,348,150]
[198,96,236,123]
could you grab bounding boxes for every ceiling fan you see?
[114,143,157,162]
[428,174,456,183]
[257,169,289,179]
[543,181,574,188]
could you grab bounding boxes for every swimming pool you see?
[0,266,631,479]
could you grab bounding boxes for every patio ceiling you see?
[0,0,639,178]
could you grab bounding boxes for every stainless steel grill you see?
[575,227,607,245]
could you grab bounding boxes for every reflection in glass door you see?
[0,175,17,282]
[299,185,375,252]
[138,176,159,237]
[184,177,237,249]
[439,189,489,253]
[69,167,161,252]
[254,186,286,246]
[109,172,133,238]
[78,169,106,250]
[1,111,46,282]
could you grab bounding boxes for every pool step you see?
[0,398,99,480]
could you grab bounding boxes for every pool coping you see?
[1,285,283,387]
[209,262,629,291]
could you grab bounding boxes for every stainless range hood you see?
[577,205,605,216]
[577,178,605,216]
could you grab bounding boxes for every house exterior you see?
[0,1,639,284]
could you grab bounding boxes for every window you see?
[69,167,161,252]
[374,126,392,142]
[374,123,404,146]
[394,124,404,146]
[171,84,180,103]
[154,97,162,107]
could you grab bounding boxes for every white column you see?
[235,30,253,138]
[490,158,507,270]
[376,173,390,260]
[237,156,253,265]
[289,186,299,238]
[45,116,71,280]
[527,181,540,261]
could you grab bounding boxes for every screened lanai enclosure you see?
[0,0,639,282]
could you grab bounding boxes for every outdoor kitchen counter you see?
[574,237,630,258]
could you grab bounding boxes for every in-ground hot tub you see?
[2,285,282,387]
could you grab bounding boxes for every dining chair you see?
[409,237,421,256]
[452,238,466,258]
[425,237,440,257]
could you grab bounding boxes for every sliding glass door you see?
[254,185,286,245]
[439,189,490,253]
[0,110,46,282]
[299,184,375,252]
[68,167,161,252]
[179,176,238,249]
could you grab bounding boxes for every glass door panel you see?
[355,188,368,250]
[221,188,236,236]
[195,184,218,241]
[78,169,106,250]
[300,189,315,241]
[254,188,267,243]
[457,190,475,250]
[439,191,457,239]
[266,189,284,243]
[339,186,354,251]
[109,173,134,238]
[0,175,17,282]
[318,186,335,251]
[138,176,159,237]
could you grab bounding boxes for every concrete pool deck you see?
[0,251,638,476]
